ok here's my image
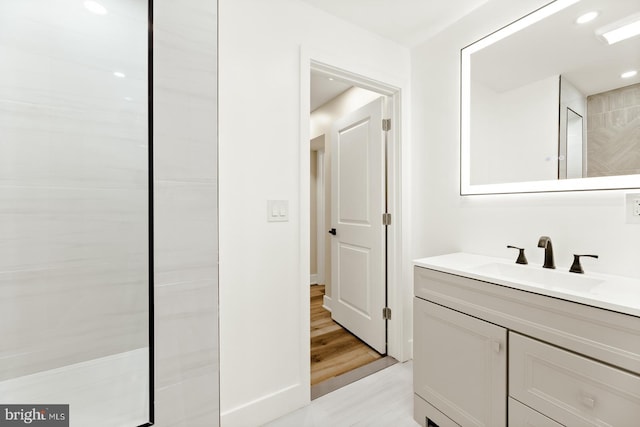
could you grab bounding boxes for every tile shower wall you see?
[587,83,640,177]
[153,0,219,425]
[0,0,148,381]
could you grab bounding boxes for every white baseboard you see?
[310,274,318,285]
[221,382,308,427]
[322,295,332,312]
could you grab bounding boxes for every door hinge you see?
[382,118,391,131]
[382,213,391,225]
[383,307,392,320]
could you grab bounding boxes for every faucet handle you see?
[507,245,528,265]
[569,254,599,274]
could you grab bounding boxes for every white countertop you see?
[414,252,640,317]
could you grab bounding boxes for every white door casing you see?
[330,97,386,354]
[316,148,325,287]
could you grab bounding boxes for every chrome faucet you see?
[537,236,555,269]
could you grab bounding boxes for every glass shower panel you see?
[566,108,584,179]
[0,0,150,425]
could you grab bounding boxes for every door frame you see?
[315,146,325,287]
[310,138,325,287]
[299,46,412,397]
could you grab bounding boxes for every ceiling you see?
[298,0,490,47]
[310,70,352,111]
[307,0,640,108]
[306,0,490,110]
[472,0,640,96]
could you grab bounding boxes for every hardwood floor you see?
[310,285,383,385]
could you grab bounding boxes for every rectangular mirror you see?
[461,0,640,194]
[0,0,152,425]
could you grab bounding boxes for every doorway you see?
[308,66,397,397]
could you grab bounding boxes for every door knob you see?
[328,228,337,235]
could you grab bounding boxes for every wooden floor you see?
[310,285,383,385]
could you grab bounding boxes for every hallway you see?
[310,285,383,385]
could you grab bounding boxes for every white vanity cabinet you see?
[414,298,506,427]
[413,263,640,427]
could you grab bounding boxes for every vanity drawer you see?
[509,398,563,427]
[510,332,640,427]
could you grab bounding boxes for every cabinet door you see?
[414,298,507,427]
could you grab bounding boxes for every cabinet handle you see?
[581,394,596,408]
[492,341,501,353]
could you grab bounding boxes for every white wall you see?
[218,0,410,425]
[154,0,219,425]
[310,86,382,297]
[412,0,640,290]
[471,75,559,184]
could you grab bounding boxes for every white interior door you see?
[330,97,386,354]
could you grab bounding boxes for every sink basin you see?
[471,262,604,293]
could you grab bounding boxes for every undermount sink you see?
[471,262,604,293]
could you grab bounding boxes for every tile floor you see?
[264,361,419,427]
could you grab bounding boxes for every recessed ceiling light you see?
[124,96,133,101]
[621,70,638,79]
[599,18,640,45]
[84,1,107,15]
[576,11,598,24]
[328,77,334,81]
[113,71,126,78]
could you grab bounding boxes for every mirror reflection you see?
[0,0,150,425]
[464,0,640,188]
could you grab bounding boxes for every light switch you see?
[267,200,288,222]
[625,193,640,224]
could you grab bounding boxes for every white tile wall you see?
[0,0,149,383]
[1,0,220,422]
[153,0,219,424]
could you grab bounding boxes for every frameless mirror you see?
[461,0,640,194]
[0,0,152,425]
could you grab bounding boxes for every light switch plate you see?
[267,200,288,222]
[625,193,640,224]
